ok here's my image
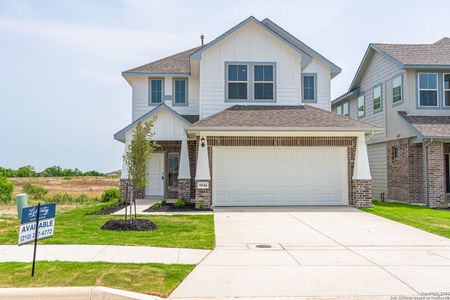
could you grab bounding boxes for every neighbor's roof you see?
[189,105,380,132]
[398,111,450,139]
[372,37,450,66]
[345,37,450,96]
[122,46,202,76]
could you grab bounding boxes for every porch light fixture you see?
[200,137,206,147]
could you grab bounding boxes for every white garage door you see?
[212,147,348,206]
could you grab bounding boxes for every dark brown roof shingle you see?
[123,46,202,74]
[373,38,450,65]
[190,105,380,130]
[399,112,450,138]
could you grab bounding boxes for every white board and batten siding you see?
[130,76,200,122]
[367,142,387,200]
[212,147,348,206]
[199,22,332,118]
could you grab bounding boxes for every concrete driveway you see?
[170,206,450,299]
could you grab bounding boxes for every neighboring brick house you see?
[331,38,450,208]
[114,16,381,208]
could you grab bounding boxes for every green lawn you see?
[361,201,450,239]
[0,204,215,249]
[0,261,194,297]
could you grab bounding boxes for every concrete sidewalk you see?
[0,244,210,264]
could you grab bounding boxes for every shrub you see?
[151,202,161,210]
[174,198,186,209]
[101,188,120,203]
[196,203,206,210]
[23,183,48,200]
[161,199,167,206]
[0,176,14,203]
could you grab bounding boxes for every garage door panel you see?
[213,147,348,206]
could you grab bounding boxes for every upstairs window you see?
[149,79,163,105]
[357,94,365,118]
[303,74,316,102]
[444,74,450,107]
[392,146,399,159]
[373,84,382,112]
[335,101,349,116]
[392,75,402,104]
[254,65,274,100]
[418,73,438,107]
[227,64,248,100]
[173,79,187,105]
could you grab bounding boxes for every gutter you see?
[187,126,383,133]
[423,138,433,207]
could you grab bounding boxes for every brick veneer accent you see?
[194,180,211,208]
[427,141,446,208]
[192,136,369,208]
[387,138,424,203]
[177,178,191,201]
[352,179,372,208]
[119,179,143,204]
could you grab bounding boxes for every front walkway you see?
[170,206,450,298]
[0,244,210,265]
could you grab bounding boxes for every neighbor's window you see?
[336,105,343,115]
[373,85,382,112]
[303,74,316,102]
[227,64,248,100]
[357,94,365,118]
[254,65,274,100]
[174,79,187,105]
[149,79,163,104]
[168,152,179,188]
[392,146,399,159]
[342,101,349,116]
[418,73,438,107]
[392,75,402,104]
[444,74,450,107]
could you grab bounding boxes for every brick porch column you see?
[352,132,372,208]
[426,141,446,208]
[194,135,212,207]
[177,139,192,201]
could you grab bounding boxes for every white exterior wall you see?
[199,22,312,118]
[129,75,200,122]
[303,59,332,111]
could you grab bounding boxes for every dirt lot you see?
[9,176,120,197]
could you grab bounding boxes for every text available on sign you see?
[18,203,56,246]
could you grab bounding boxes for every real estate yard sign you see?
[18,203,56,276]
[18,203,56,246]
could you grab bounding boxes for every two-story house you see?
[332,38,450,208]
[114,16,380,208]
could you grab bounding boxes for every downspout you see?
[423,138,433,207]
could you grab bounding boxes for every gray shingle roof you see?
[190,105,380,130]
[123,46,202,75]
[399,112,450,138]
[372,38,450,65]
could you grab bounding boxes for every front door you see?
[146,153,165,196]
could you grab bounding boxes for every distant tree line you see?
[0,165,105,178]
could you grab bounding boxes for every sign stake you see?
[31,203,40,277]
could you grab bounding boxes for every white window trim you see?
[253,64,275,101]
[418,72,438,108]
[357,93,365,118]
[172,78,188,106]
[392,74,403,105]
[373,84,383,113]
[149,78,164,105]
[444,73,450,107]
[302,73,317,103]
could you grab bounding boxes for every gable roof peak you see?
[434,37,450,45]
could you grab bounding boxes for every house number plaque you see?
[197,182,209,189]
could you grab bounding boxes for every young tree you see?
[123,118,157,220]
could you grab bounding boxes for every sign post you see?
[18,203,56,276]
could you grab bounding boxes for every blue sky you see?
[1,0,449,172]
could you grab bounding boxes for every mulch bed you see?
[101,219,158,231]
[87,203,127,215]
[143,202,212,212]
